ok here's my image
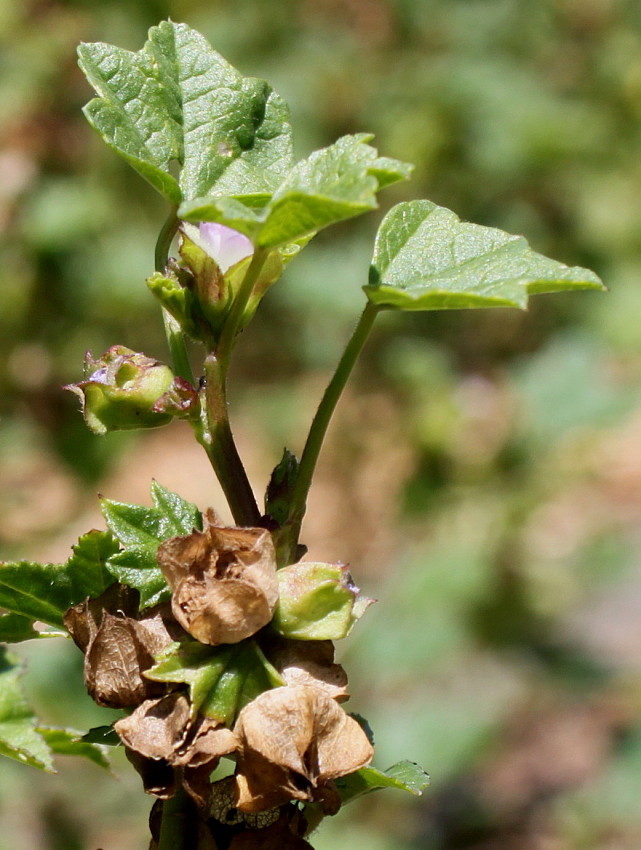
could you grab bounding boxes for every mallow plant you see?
[0,21,604,850]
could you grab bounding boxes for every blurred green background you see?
[3,0,641,848]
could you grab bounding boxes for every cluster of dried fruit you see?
[64,511,374,847]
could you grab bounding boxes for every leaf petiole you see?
[283,300,380,563]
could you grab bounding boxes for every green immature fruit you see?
[65,345,176,435]
[273,562,375,641]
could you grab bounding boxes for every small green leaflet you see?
[0,614,63,643]
[102,480,202,608]
[180,134,412,248]
[0,648,53,771]
[81,725,121,746]
[335,760,430,805]
[0,530,119,630]
[78,21,293,204]
[365,200,604,311]
[146,639,284,725]
[38,727,111,771]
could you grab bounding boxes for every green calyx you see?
[273,562,375,641]
[65,345,186,435]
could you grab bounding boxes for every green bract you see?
[146,639,284,725]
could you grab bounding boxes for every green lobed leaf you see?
[180,135,413,249]
[335,760,430,805]
[37,727,111,771]
[365,200,604,311]
[0,648,53,771]
[102,481,202,608]
[66,530,120,597]
[146,639,284,725]
[78,21,293,204]
[0,529,120,630]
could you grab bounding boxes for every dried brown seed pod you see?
[157,509,279,645]
[63,585,180,708]
[233,685,373,813]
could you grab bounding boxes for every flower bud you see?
[65,345,176,435]
[273,562,375,641]
[196,222,254,273]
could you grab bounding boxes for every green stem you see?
[216,246,269,376]
[199,353,261,526]
[157,788,198,850]
[155,209,196,385]
[284,301,380,560]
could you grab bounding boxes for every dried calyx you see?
[157,509,279,645]
[63,584,182,707]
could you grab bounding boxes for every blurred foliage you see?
[4,0,641,848]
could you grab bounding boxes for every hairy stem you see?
[284,300,380,561]
[155,209,195,385]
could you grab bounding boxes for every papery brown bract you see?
[233,685,373,813]
[262,635,349,702]
[157,510,279,645]
[63,585,180,707]
[116,693,237,807]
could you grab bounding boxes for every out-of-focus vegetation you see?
[3,0,641,847]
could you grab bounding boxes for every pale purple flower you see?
[197,222,253,273]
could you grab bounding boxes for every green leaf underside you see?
[365,200,604,311]
[78,21,293,204]
[38,727,111,770]
[0,562,75,629]
[82,725,122,746]
[0,529,121,630]
[146,639,284,725]
[0,648,53,771]
[0,613,64,643]
[335,760,430,805]
[179,134,412,248]
[102,481,202,608]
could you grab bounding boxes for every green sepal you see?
[265,449,299,527]
[37,727,111,771]
[335,760,430,804]
[146,269,210,344]
[102,481,202,608]
[0,648,53,771]
[0,530,119,630]
[146,639,284,725]
[365,200,604,311]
